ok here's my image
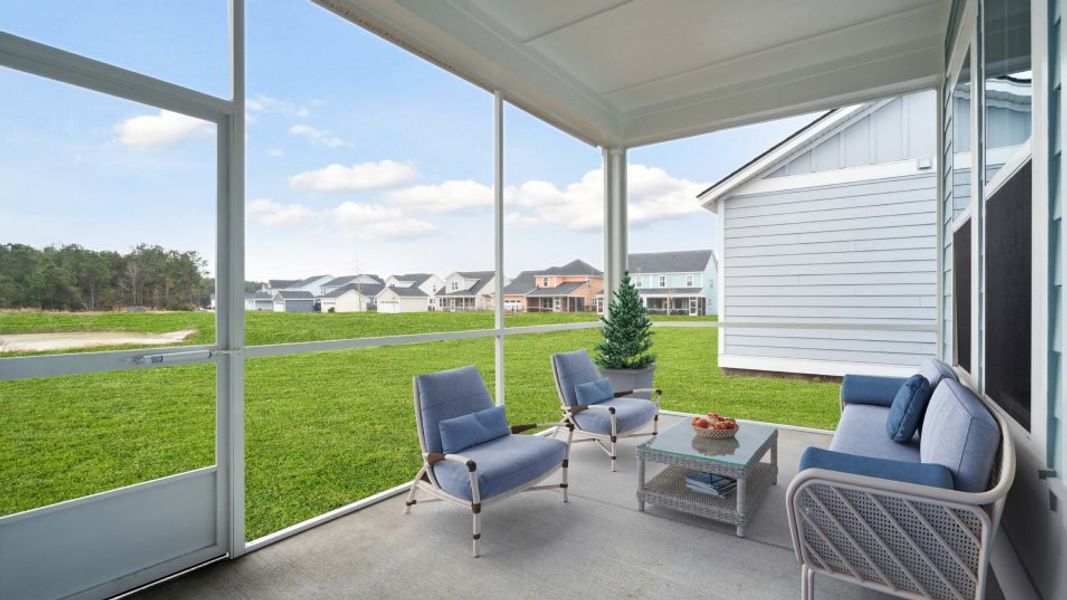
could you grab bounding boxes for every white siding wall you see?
[722,172,938,374]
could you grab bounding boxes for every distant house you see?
[264,275,335,297]
[503,259,602,312]
[272,290,315,312]
[384,273,444,310]
[436,271,504,311]
[320,274,383,296]
[629,250,717,316]
[244,291,274,311]
[697,90,939,377]
[376,286,429,313]
[319,283,384,313]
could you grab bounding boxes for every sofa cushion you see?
[573,396,657,435]
[919,357,958,389]
[799,447,954,489]
[438,405,509,454]
[432,434,566,501]
[921,380,1000,492]
[830,405,920,463]
[574,377,615,406]
[415,366,494,454]
[886,374,934,442]
[841,374,908,407]
[552,350,601,407]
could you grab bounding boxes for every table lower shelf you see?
[637,462,777,533]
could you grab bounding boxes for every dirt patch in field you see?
[0,330,197,353]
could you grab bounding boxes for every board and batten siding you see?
[721,172,939,376]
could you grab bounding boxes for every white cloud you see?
[289,160,418,192]
[288,124,347,148]
[246,94,310,118]
[386,179,493,213]
[115,110,212,148]
[265,148,285,157]
[330,201,436,239]
[247,198,316,226]
[382,165,702,227]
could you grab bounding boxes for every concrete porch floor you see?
[138,415,1003,599]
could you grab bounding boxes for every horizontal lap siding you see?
[723,173,938,371]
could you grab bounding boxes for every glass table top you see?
[639,419,777,466]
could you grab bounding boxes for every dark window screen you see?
[954,219,972,372]
[985,160,1032,430]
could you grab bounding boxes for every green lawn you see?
[0,311,838,540]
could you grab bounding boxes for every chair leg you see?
[472,510,481,558]
[610,436,617,472]
[653,413,659,435]
[800,565,814,600]
[562,424,573,502]
[404,468,424,514]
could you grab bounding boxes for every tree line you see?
[0,243,212,311]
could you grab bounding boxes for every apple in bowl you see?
[692,412,739,437]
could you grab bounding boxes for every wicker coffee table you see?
[637,419,778,537]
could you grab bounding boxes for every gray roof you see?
[539,259,602,276]
[438,271,496,296]
[322,274,384,289]
[388,273,433,286]
[381,286,428,298]
[245,291,273,300]
[268,279,298,289]
[527,282,586,297]
[289,274,331,289]
[628,250,713,274]
[274,290,315,300]
[502,271,538,295]
[638,287,704,295]
[322,283,384,298]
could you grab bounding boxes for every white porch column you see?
[493,91,505,406]
[603,147,628,312]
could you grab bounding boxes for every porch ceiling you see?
[318,0,949,147]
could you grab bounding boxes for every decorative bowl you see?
[692,423,740,439]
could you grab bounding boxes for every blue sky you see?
[0,1,816,281]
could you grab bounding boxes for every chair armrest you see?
[840,374,906,409]
[614,387,662,397]
[798,447,953,489]
[509,423,559,434]
[425,452,477,471]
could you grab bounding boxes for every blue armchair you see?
[404,366,571,557]
[550,349,660,471]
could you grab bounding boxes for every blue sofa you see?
[786,358,1015,600]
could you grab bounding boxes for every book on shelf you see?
[684,472,737,498]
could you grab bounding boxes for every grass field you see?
[0,310,839,540]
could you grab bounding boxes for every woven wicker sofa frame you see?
[786,388,1016,600]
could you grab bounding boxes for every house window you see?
[658,276,666,287]
[635,278,642,288]
[685,274,694,287]
[542,277,549,287]
[450,281,458,291]
[953,219,971,373]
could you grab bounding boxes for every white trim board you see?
[734,158,936,197]
[718,353,919,378]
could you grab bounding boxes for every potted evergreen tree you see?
[595,272,656,397]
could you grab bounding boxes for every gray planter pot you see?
[600,364,656,399]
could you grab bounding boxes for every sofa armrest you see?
[798,447,953,489]
[840,374,907,409]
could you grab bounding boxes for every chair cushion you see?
[799,447,954,489]
[919,357,958,389]
[415,366,494,454]
[552,350,601,407]
[574,377,614,406]
[432,434,567,501]
[921,380,1000,492]
[841,374,908,407]
[830,405,921,462]
[573,396,657,435]
[438,406,509,454]
[886,374,934,442]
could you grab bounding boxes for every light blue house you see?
[627,249,717,316]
